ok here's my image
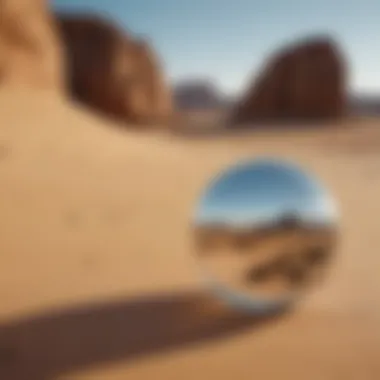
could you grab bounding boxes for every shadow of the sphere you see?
[0,290,288,380]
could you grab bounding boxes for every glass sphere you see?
[192,158,339,314]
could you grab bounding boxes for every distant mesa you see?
[56,13,173,126]
[0,0,63,89]
[349,94,380,116]
[231,36,347,125]
[173,79,230,110]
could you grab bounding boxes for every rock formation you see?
[173,79,228,110]
[231,36,347,124]
[56,13,173,125]
[349,94,380,116]
[0,0,63,89]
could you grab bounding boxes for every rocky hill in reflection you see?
[194,212,338,288]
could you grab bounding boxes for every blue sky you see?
[53,0,380,96]
[194,159,337,227]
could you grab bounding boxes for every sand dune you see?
[1,90,380,379]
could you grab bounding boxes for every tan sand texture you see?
[0,90,380,379]
[197,226,336,299]
[0,0,63,90]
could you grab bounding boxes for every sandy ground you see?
[1,89,380,379]
[200,228,335,299]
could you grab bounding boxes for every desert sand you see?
[199,227,336,299]
[1,90,380,379]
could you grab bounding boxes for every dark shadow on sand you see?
[0,290,286,380]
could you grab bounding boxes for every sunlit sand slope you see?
[1,91,380,379]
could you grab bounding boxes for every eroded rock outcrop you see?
[0,0,63,89]
[56,13,173,125]
[232,36,347,124]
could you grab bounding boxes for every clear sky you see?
[53,0,380,96]
[194,159,337,227]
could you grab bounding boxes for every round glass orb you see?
[192,158,339,314]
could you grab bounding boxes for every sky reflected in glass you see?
[195,159,337,228]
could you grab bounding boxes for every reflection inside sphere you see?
[193,158,339,313]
